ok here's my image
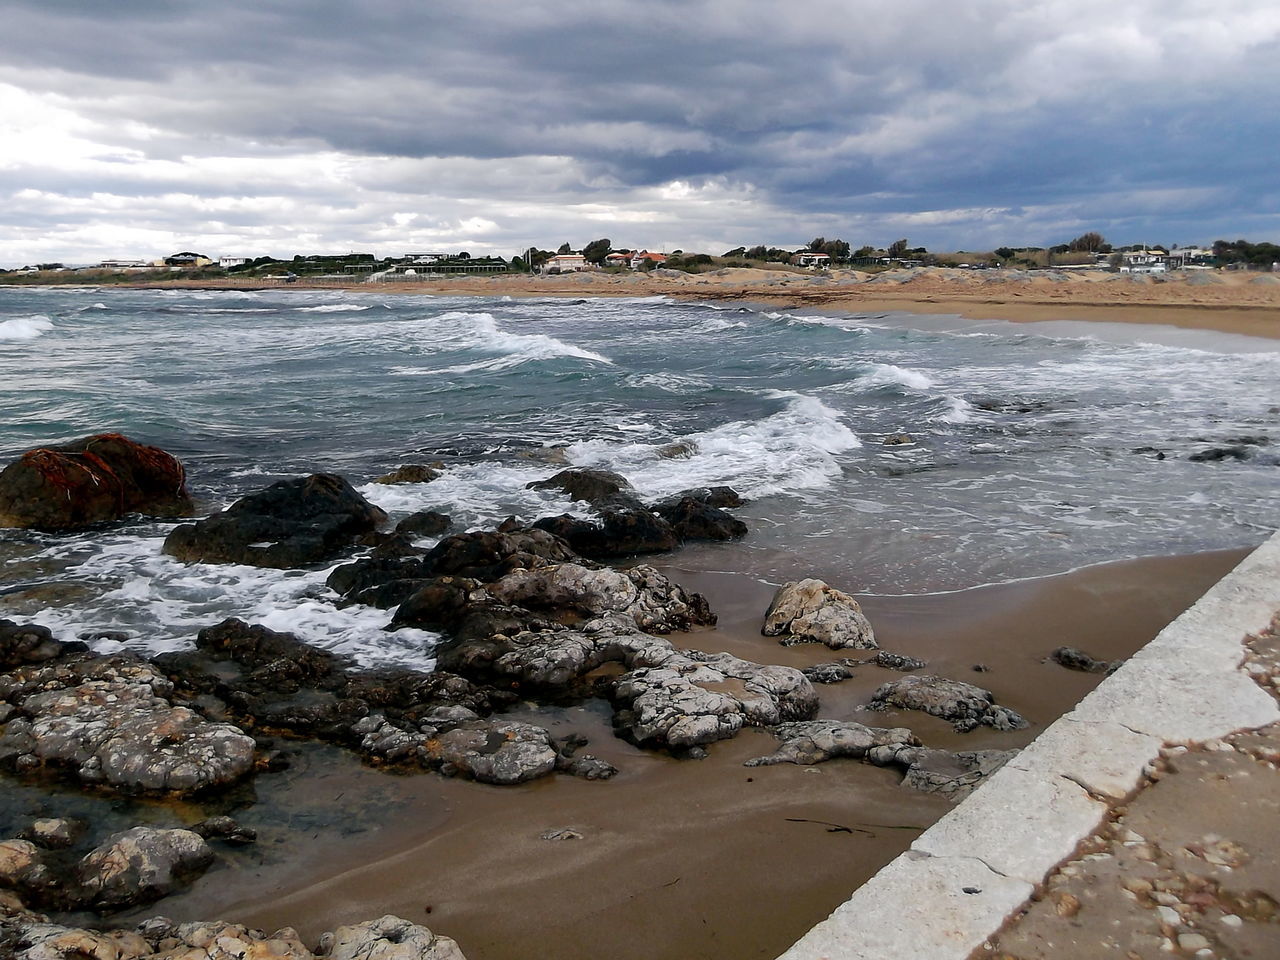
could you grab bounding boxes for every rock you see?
[76,827,214,909]
[195,618,348,689]
[541,828,584,841]
[420,528,578,581]
[374,464,441,484]
[666,486,743,509]
[395,511,452,537]
[163,474,387,568]
[532,509,680,559]
[883,433,915,445]
[0,434,194,531]
[323,915,467,960]
[192,816,257,845]
[355,716,558,785]
[870,651,928,672]
[526,468,635,505]
[761,579,877,649]
[1189,445,1253,462]
[18,820,83,850]
[482,563,715,634]
[0,621,81,670]
[0,840,45,890]
[890,747,1017,800]
[803,660,859,684]
[869,674,1029,732]
[1049,646,1118,674]
[745,719,918,766]
[0,652,256,794]
[651,497,747,542]
[656,441,698,459]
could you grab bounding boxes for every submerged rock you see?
[761,579,877,649]
[0,434,194,531]
[374,464,441,484]
[526,468,635,505]
[744,719,918,766]
[0,651,256,794]
[77,827,213,910]
[1049,646,1119,674]
[869,674,1028,732]
[163,474,386,568]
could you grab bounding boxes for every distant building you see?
[400,253,449,265]
[218,256,249,269]
[793,252,831,269]
[604,252,631,268]
[542,253,589,274]
[98,259,150,269]
[1119,250,1168,274]
[629,251,667,269]
[164,252,212,267]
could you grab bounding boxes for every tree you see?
[887,239,909,258]
[744,245,768,260]
[722,246,746,257]
[853,245,877,259]
[556,242,572,255]
[1067,231,1106,253]
[994,247,1015,260]
[808,237,826,253]
[820,238,851,259]
[582,238,611,264]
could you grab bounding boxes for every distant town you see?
[3,234,1277,284]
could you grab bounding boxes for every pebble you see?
[1157,905,1182,926]
[1177,932,1210,951]
[1220,914,1243,928]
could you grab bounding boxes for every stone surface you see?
[324,915,467,960]
[0,434,193,531]
[651,496,748,542]
[163,473,386,568]
[374,464,441,484]
[0,621,80,670]
[762,579,877,649]
[76,827,214,909]
[525,468,634,505]
[745,719,918,766]
[532,509,679,558]
[0,651,256,794]
[356,715,559,785]
[395,510,452,537]
[869,674,1028,732]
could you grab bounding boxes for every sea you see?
[1,285,1277,669]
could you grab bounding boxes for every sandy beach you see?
[139,265,1280,340]
[98,548,1245,960]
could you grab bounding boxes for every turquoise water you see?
[2,285,1277,666]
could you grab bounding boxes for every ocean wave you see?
[0,315,55,341]
[859,363,935,390]
[936,397,975,423]
[565,391,861,500]
[296,303,373,313]
[25,534,439,670]
[393,311,612,374]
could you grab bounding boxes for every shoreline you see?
[49,268,1280,340]
[95,545,1247,960]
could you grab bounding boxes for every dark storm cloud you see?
[1,0,1277,262]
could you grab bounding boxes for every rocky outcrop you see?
[0,650,256,794]
[526,468,635,505]
[482,563,715,634]
[532,509,679,558]
[1049,646,1119,674]
[1,622,81,670]
[761,579,877,649]
[374,464,441,484]
[395,510,452,537]
[0,434,193,531]
[163,474,386,568]
[744,721,1015,800]
[76,827,213,910]
[1,902,467,960]
[354,715,562,785]
[652,496,747,542]
[869,674,1029,732]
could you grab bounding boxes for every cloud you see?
[0,0,1277,264]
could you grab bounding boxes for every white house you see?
[218,257,249,269]
[793,252,831,268]
[1119,250,1168,274]
[629,251,667,269]
[542,253,589,273]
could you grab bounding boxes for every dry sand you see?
[134,548,1248,960]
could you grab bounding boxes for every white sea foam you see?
[937,397,975,423]
[565,392,861,500]
[296,303,373,313]
[360,462,581,528]
[392,311,611,374]
[26,534,439,670]
[860,363,935,390]
[692,317,748,333]
[0,315,54,341]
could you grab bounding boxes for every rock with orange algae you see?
[0,433,193,531]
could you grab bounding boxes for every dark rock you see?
[76,826,213,909]
[1189,445,1253,462]
[869,675,1028,733]
[192,816,256,845]
[418,528,578,581]
[883,433,915,445]
[526,468,635,505]
[374,464,441,484]
[652,497,747,542]
[0,621,81,670]
[670,485,743,508]
[870,651,928,672]
[762,579,876,649]
[1049,646,1118,674]
[326,554,432,603]
[532,509,678,558]
[163,474,386,568]
[396,510,452,537]
[0,433,194,531]
[386,578,480,633]
[195,618,348,689]
[802,660,860,683]
[656,441,698,459]
[353,715,559,785]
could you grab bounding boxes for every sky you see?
[1,0,1278,266]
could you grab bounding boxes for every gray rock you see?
[192,816,257,845]
[890,747,1016,800]
[1049,646,1118,674]
[871,651,928,672]
[482,562,715,634]
[322,915,467,960]
[77,827,214,909]
[745,719,918,766]
[869,674,1028,732]
[0,653,256,794]
[357,716,558,785]
[18,819,82,850]
[374,464,441,484]
[762,579,877,649]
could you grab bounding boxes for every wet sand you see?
[128,546,1248,960]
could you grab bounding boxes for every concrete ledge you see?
[779,531,1280,960]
